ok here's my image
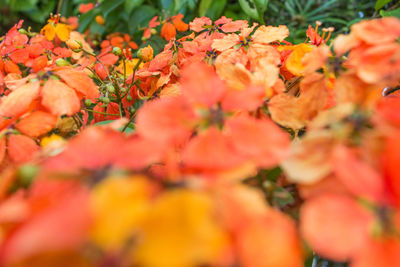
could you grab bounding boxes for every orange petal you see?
[9,49,29,64]
[300,194,372,262]
[56,68,99,99]
[332,145,385,202]
[221,84,265,111]
[136,96,197,145]
[182,127,244,172]
[0,137,5,165]
[238,210,303,267]
[0,180,90,265]
[181,62,226,108]
[41,79,80,116]
[384,131,400,207]
[252,25,289,44]
[212,34,239,51]
[0,81,40,118]
[7,134,39,163]
[16,111,57,137]
[225,115,290,168]
[352,237,400,267]
[160,22,176,41]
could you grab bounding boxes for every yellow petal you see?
[133,190,229,267]
[286,44,313,76]
[55,23,71,42]
[40,24,56,41]
[90,176,152,250]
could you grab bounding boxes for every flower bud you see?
[106,84,115,93]
[18,28,29,35]
[95,15,105,25]
[137,45,154,62]
[85,99,92,106]
[17,164,38,187]
[102,97,110,104]
[112,46,122,56]
[126,95,133,101]
[66,39,82,50]
[55,58,70,66]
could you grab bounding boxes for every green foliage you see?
[375,0,393,10]
[1,0,398,48]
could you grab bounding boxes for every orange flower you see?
[160,14,188,40]
[78,3,94,13]
[0,67,99,118]
[161,22,176,41]
[0,179,91,266]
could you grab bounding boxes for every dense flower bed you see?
[0,10,400,267]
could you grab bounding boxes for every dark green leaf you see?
[5,0,38,12]
[78,9,98,33]
[99,0,125,19]
[375,0,393,11]
[124,0,144,14]
[205,0,227,20]
[128,5,157,35]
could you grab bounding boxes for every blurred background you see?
[0,0,398,48]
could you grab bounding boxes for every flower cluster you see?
[0,12,399,267]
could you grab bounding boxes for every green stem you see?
[57,0,64,14]
[121,111,137,133]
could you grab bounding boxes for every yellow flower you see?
[133,190,229,267]
[117,58,143,76]
[280,43,313,76]
[90,176,152,250]
[40,15,71,41]
[40,134,65,148]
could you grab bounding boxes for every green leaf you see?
[254,0,269,12]
[205,0,227,20]
[160,0,175,12]
[199,0,212,16]
[239,0,259,20]
[124,0,144,14]
[375,0,393,10]
[5,0,38,11]
[78,9,98,33]
[128,5,157,35]
[380,7,400,18]
[99,0,125,19]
